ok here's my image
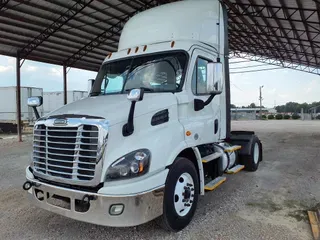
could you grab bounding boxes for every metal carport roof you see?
[225,0,320,75]
[0,0,319,74]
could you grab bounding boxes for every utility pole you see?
[259,85,264,119]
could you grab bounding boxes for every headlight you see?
[105,149,151,181]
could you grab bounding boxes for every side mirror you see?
[87,79,95,94]
[28,96,43,120]
[206,62,223,93]
[127,88,144,102]
[194,62,223,112]
[27,96,43,107]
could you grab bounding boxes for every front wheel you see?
[157,157,199,232]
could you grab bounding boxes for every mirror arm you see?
[194,91,222,111]
[203,93,215,106]
[122,101,136,137]
[32,106,40,120]
[122,88,145,137]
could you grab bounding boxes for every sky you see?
[0,55,319,108]
[229,59,320,107]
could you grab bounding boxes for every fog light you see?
[109,204,124,216]
[35,189,44,201]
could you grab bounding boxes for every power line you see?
[231,82,244,92]
[229,60,253,64]
[230,63,270,70]
[230,67,282,74]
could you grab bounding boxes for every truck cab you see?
[24,0,262,232]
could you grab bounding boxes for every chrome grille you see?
[33,124,99,181]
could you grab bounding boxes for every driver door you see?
[185,48,221,145]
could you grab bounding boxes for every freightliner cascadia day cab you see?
[24,0,263,232]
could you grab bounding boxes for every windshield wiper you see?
[125,87,154,92]
[140,87,154,92]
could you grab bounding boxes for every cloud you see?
[304,79,319,94]
[25,65,38,72]
[0,65,13,73]
[49,67,62,77]
[267,88,276,94]
[278,94,289,99]
[7,57,15,65]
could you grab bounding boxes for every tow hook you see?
[22,181,33,191]
[80,194,97,205]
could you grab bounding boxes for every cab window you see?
[192,58,210,95]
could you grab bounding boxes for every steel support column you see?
[63,65,67,105]
[16,52,22,142]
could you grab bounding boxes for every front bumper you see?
[25,169,164,227]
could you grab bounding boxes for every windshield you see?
[91,51,187,96]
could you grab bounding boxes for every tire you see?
[157,157,199,232]
[244,136,263,172]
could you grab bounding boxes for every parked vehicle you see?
[0,86,43,122]
[23,0,262,232]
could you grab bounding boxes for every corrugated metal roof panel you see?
[226,0,320,72]
[0,0,318,75]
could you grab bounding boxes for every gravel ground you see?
[0,120,319,240]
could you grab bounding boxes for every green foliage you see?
[262,115,267,119]
[268,115,274,119]
[275,114,283,120]
[249,103,256,108]
[275,101,320,113]
[284,115,290,119]
[292,114,301,120]
[233,103,264,109]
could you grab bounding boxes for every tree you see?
[249,103,256,108]
[275,101,320,113]
[292,114,301,119]
[230,104,237,108]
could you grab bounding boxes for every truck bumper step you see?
[204,176,226,191]
[308,210,320,240]
[224,145,242,153]
[202,152,223,163]
[226,165,245,174]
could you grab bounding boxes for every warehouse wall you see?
[0,87,43,122]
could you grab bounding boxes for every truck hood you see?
[45,93,178,126]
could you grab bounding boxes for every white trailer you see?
[43,91,87,114]
[24,0,263,232]
[0,86,43,122]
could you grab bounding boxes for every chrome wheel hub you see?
[253,143,260,164]
[174,173,195,217]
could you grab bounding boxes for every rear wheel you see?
[157,157,199,232]
[244,136,262,171]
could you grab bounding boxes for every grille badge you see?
[53,118,68,126]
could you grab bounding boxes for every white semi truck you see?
[23,0,262,232]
